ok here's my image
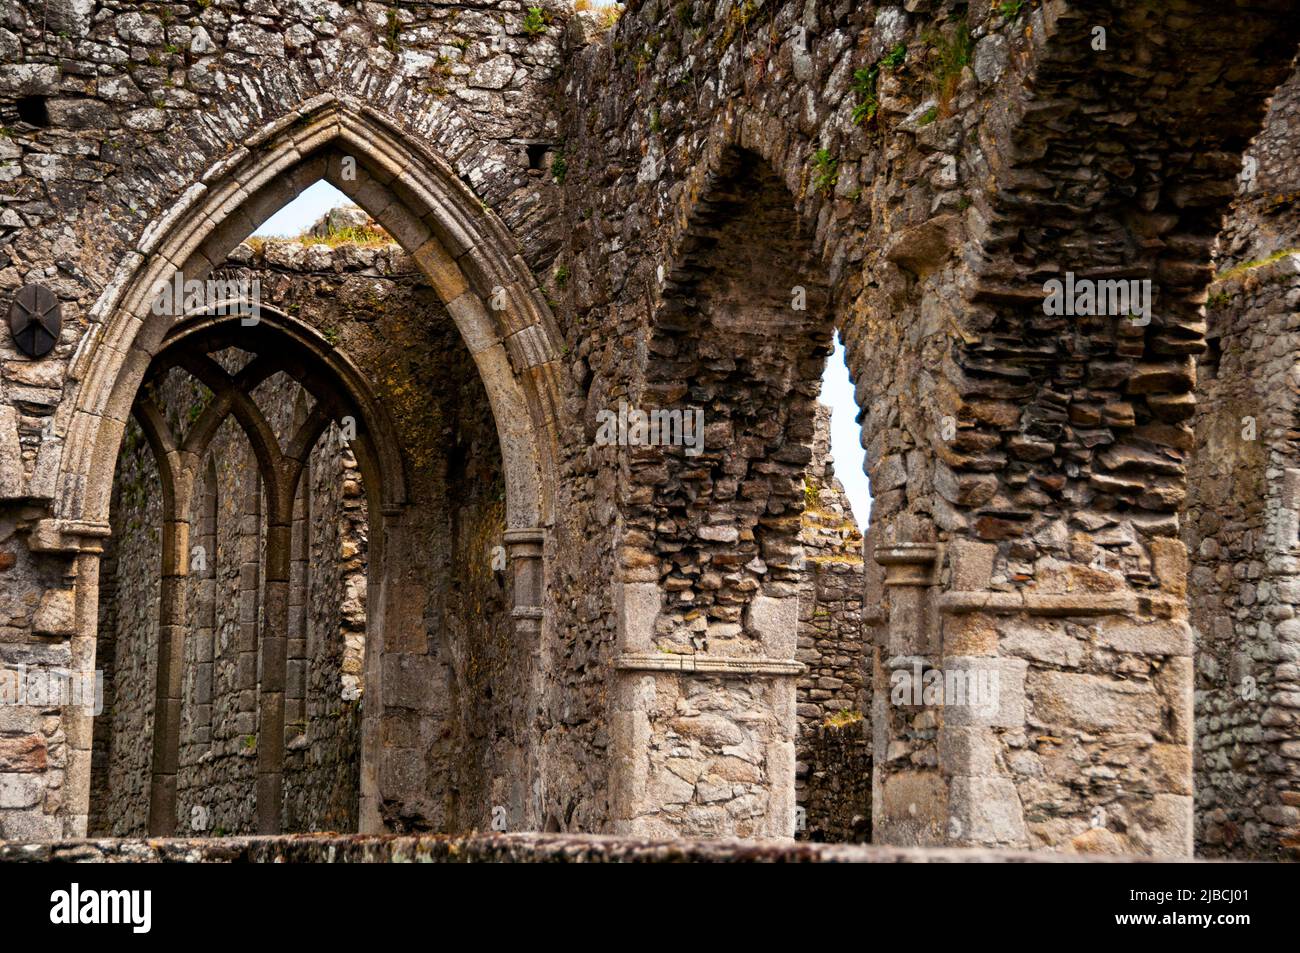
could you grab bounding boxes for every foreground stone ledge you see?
[0,833,1181,864]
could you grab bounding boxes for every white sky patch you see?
[820,333,872,530]
[253,180,351,237]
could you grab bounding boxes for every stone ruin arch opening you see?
[87,307,390,836]
[10,0,1300,861]
[61,101,565,837]
[611,145,872,840]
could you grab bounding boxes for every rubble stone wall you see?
[558,0,1298,852]
[1188,64,1300,861]
[796,405,869,841]
[0,0,576,841]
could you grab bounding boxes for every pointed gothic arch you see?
[60,98,562,835]
[62,94,561,535]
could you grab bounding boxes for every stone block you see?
[1030,671,1162,733]
[942,657,1027,728]
[745,594,798,656]
[877,770,948,846]
[615,581,659,654]
[0,735,47,772]
[938,725,1002,777]
[998,620,1085,667]
[949,776,1027,847]
[1092,619,1192,657]
[0,773,42,809]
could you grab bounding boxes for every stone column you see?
[609,580,804,838]
[147,511,188,835]
[871,533,944,845]
[935,538,1192,854]
[357,506,402,835]
[12,520,112,840]
[505,527,545,638]
[256,515,292,834]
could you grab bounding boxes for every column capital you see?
[874,542,942,586]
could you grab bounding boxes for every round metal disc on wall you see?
[8,283,61,358]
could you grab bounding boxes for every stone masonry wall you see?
[796,404,869,841]
[1188,64,1300,860]
[3,0,1300,851]
[0,0,575,839]
[1188,255,1300,860]
[88,422,162,835]
[555,0,1300,853]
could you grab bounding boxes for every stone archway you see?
[48,99,564,837]
[61,96,560,534]
[609,144,845,839]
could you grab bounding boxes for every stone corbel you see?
[874,542,942,585]
[504,527,546,634]
[874,540,943,663]
[26,519,113,555]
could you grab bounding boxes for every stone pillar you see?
[872,533,945,845]
[8,519,111,840]
[256,517,292,834]
[147,504,189,832]
[505,527,545,638]
[357,506,403,835]
[146,512,188,835]
[936,541,1029,850]
[936,539,1192,854]
[609,579,804,838]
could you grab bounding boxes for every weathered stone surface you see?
[1029,673,1162,733]
[1187,69,1300,857]
[0,0,1295,859]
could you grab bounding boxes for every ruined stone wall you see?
[0,0,576,839]
[1188,255,1300,860]
[89,428,162,835]
[796,404,869,841]
[3,0,1300,851]
[1218,66,1300,275]
[1187,66,1300,860]
[559,0,1017,843]
[555,0,1298,851]
[283,427,368,833]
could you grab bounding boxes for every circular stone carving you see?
[8,283,61,358]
